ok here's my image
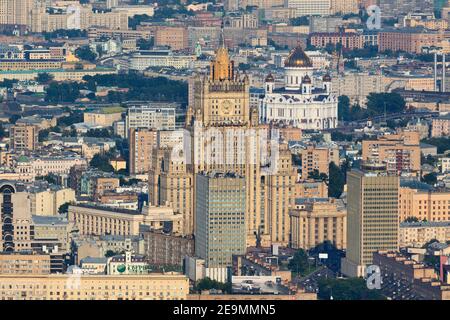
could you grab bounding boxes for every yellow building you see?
[398,182,450,222]
[0,68,116,82]
[0,274,189,300]
[290,198,347,250]
[294,180,328,198]
[341,169,399,277]
[129,128,157,175]
[361,130,421,175]
[29,187,76,216]
[300,145,339,178]
[0,60,62,71]
[68,203,183,236]
[0,253,51,275]
[400,221,450,248]
[30,3,129,33]
[10,123,39,152]
[83,110,123,127]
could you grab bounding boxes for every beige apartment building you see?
[29,187,76,216]
[94,177,120,200]
[290,198,347,250]
[361,130,421,175]
[332,72,384,104]
[0,190,33,252]
[68,203,183,236]
[155,27,189,51]
[0,253,51,275]
[30,3,128,33]
[301,145,339,178]
[398,185,450,222]
[294,180,328,198]
[330,0,358,14]
[400,221,450,248]
[0,274,189,300]
[0,68,116,82]
[379,30,445,54]
[83,110,123,127]
[10,123,39,152]
[431,116,450,138]
[0,60,62,71]
[129,128,158,175]
[341,169,399,277]
[152,147,194,235]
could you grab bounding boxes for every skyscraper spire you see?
[219,18,225,48]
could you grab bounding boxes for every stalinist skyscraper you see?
[151,31,296,247]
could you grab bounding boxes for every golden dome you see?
[284,45,313,68]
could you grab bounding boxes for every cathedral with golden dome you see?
[260,45,338,130]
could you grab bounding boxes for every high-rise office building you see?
[195,172,246,271]
[341,167,399,277]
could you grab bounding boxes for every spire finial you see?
[219,19,225,48]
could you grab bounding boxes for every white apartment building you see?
[332,72,384,105]
[129,50,196,71]
[125,104,177,138]
[285,0,332,16]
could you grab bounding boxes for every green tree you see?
[422,172,437,186]
[38,129,50,142]
[421,137,450,154]
[83,73,188,103]
[137,38,154,50]
[58,202,70,214]
[57,111,83,127]
[288,249,309,275]
[84,128,112,138]
[290,16,309,26]
[318,278,385,300]
[338,95,351,121]
[128,14,153,29]
[37,174,58,185]
[105,250,119,257]
[9,115,20,124]
[75,45,97,62]
[0,123,6,139]
[307,169,327,181]
[90,154,115,172]
[195,278,231,293]
[36,72,54,84]
[45,82,81,103]
[404,217,419,223]
[328,162,345,198]
[366,92,406,114]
